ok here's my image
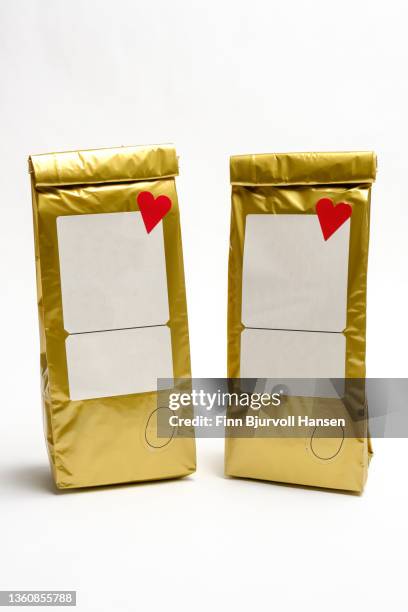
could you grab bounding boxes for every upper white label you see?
[241,214,350,332]
[57,212,169,334]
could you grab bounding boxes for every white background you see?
[1,0,407,610]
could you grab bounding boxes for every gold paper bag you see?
[226,151,376,492]
[30,144,196,489]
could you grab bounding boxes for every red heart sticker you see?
[316,197,352,241]
[137,191,172,234]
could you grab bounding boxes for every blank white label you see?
[57,212,169,334]
[242,214,350,332]
[66,326,173,401]
[240,328,346,380]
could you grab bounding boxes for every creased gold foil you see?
[225,151,376,492]
[30,144,196,489]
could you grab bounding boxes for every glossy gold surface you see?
[30,144,196,489]
[226,151,376,492]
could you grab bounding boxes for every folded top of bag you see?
[29,144,178,187]
[230,151,376,186]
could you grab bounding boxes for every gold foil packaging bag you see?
[226,151,376,492]
[30,144,196,488]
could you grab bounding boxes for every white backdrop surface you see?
[0,1,407,610]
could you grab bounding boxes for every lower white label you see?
[65,326,173,401]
